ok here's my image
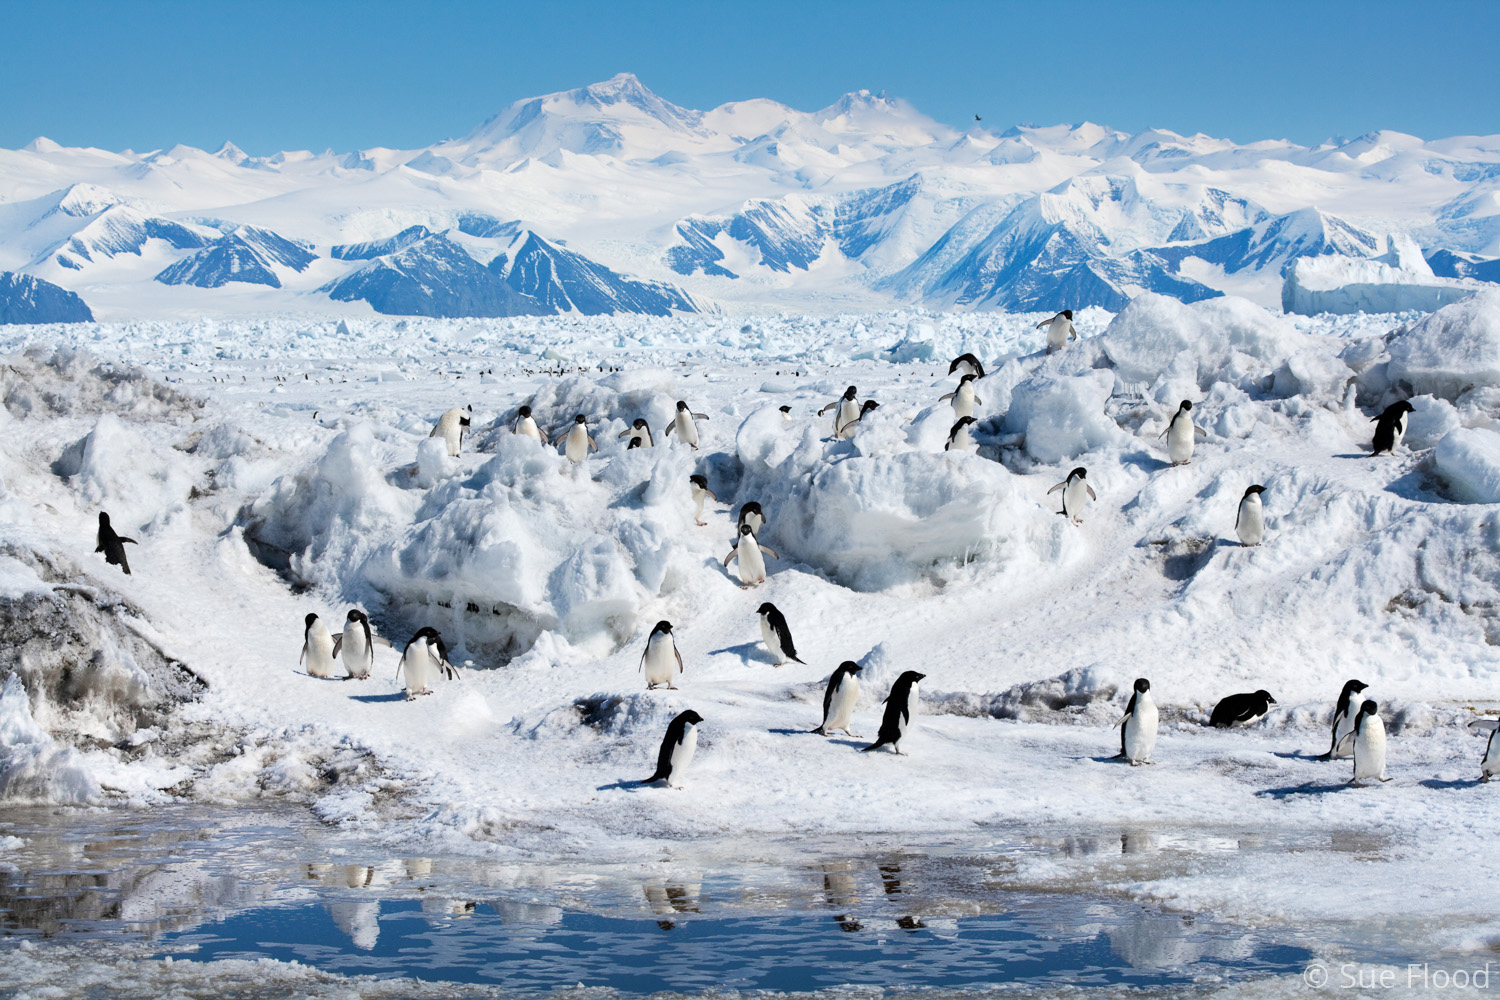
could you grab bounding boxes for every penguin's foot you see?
[1129,760,1142,767]
[740,584,752,590]
[1379,776,1392,782]
[695,520,707,526]
[666,684,678,690]
[1483,774,1492,783]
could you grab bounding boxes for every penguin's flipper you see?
[429,424,440,437]
[974,396,982,405]
[1469,719,1500,733]
[938,392,955,403]
[332,635,344,658]
[617,429,632,439]
[1034,319,1047,330]
[372,635,393,648]
[760,545,780,560]
[664,423,676,437]
[674,647,684,674]
[818,401,837,416]
[723,551,737,567]
[119,537,137,545]
[693,413,709,421]
[1194,425,1208,436]
[1046,482,1065,495]
[1086,485,1098,501]
[1158,425,1170,439]
[299,643,307,668]
[706,489,718,501]
[789,653,805,665]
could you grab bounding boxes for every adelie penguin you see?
[1350,700,1390,784]
[939,374,982,420]
[618,418,654,449]
[560,414,598,463]
[664,401,709,451]
[300,613,338,678]
[724,523,779,588]
[813,661,862,737]
[738,501,765,536]
[779,405,793,422]
[1207,690,1277,728]
[640,620,684,690]
[513,405,548,444]
[1235,485,1266,546]
[1116,678,1158,766]
[431,406,472,458]
[1047,468,1097,524]
[640,710,703,788]
[1322,679,1369,759]
[945,416,977,453]
[1371,400,1414,456]
[95,512,137,575]
[1037,309,1076,355]
[1161,400,1207,467]
[819,386,861,439]
[1469,716,1500,781]
[689,475,717,526]
[862,671,925,754]
[333,609,380,680]
[756,602,803,666]
[948,353,985,379]
[397,627,459,700]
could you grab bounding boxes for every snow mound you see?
[1283,256,1485,316]
[0,674,100,804]
[1386,289,1500,400]
[923,665,1123,724]
[1004,371,1126,463]
[1098,294,1311,390]
[1434,428,1500,503]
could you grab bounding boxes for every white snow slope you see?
[3,291,1500,968]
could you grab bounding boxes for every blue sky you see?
[5,0,1496,154]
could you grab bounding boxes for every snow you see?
[1434,428,1500,503]
[1386,289,1500,399]
[1283,256,1488,316]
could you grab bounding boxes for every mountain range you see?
[1,72,1497,323]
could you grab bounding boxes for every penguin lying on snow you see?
[1350,700,1390,784]
[1207,690,1276,728]
[664,401,709,450]
[862,671,925,754]
[300,613,338,678]
[431,406,472,457]
[1371,400,1414,456]
[813,661,862,737]
[948,353,985,379]
[618,418,654,449]
[724,523,779,588]
[1161,400,1206,466]
[640,710,703,788]
[640,620,684,690]
[96,512,137,575]
[1323,679,1369,759]
[1047,468,1097,524]
[756,602,803,665]
[397,627,460,700]
[1116,678,1157,765]
[1235,485,1266,546]
[689,475,717,526]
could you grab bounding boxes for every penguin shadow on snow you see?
[348,691,410,704]
[1119,451,1171,475]
[1255,781,1357,799]
[706,641,764,664]
[1419,777,1488,791]
[1270,750,1331,761]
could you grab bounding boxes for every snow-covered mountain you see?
[1,72,1498,321]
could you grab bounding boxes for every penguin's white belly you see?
[667,725,698,787]
[1063,481,1091,519]
[643,639,677,687]
[343,631,371,678]
[737,538,768,583]
[1047,318,1071,348]
[949,425,973,452]
[674,413,699,448]
[952,384,975,419]
[825,677,859,731]
[1391,418,1407,451]
[436,411,464,457]
[1485,732,1500,777]
[565,426,589,463]
[835,401,860,438]
[1353,719,1387,781]
[402,643,434,695]
[759,618,786,663]
[517,417,541,441]
[1124,698,1158,763]
[743,511,764,535]
[1237,498,1264,546]
[896,684,920,741]
[1331,708,1358,757]
[305,627,337,678]
[1167,419,1195,464]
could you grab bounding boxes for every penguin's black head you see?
[1344,679,1368,694]
[305,612,318,628]
[1257,690,1276,704]
[840,661,863,674]
[652,620,673,635]
[1134,678,1151,693]
[678,710,704,726]
[843,386,857,399]
[743,501,763,513]
[347,609,366,623]
[756,602,776,615]
[1394,400,1414,415]
[954,416,976,428]
[1061,309,1073,320]
[960,373,975,384]
[417,626,441,640]
[98,512,110,526]
[1070,467,1088,480]
[1179,400,1193,411]
[676,400,689,411]
[689,474,707,488]
[574,414,587,424]
[1244,484,1266,497]
[861,400,879,414]
[1359,699,1378,715]
[518,405,532,418]
[780,405,792,413]
[634,418,648,428]
[459,415,471,427]
[905,671,927,683]
[740,523,755,536]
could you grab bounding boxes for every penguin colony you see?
[91,320,1482,787]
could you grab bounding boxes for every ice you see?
[1284,256,1487,316]
[0,674,100,803]
[1386,289,1500,401]
[1434,428,1500,503]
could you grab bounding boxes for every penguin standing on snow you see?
[1037,309,1076,354]
[948,353,985,379]
[1236,485,1266,546]
[397,627,459,700]
[819,386,861,438]
[756,602,804,665]
[689,475,717,526]
[300,613,338,678]
[1469,717,1500,781]
[738,502,766,536]
[513,405,548,443]
[334,609,377,680]
[618,418,654,450]
[1350,700,1390,784]
[1207,690,1277,728]
[665,401,709,450]
[640,620,684,690]
[861,671,925,754]
[945,416,977,453]
[431,406,472,457]
[640,710,703,788]
[939,374,983,420]
[1116,678,1158,765]
[96,512,137,575]
[813,661,862,737]
[724,523,779,588]
[779,405,793,422]
[1322,679,1369,759]
[560,414,598,463]
[1161,400,1207,466]
[1371,400,1414,456]
[1047,468,1097,524]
